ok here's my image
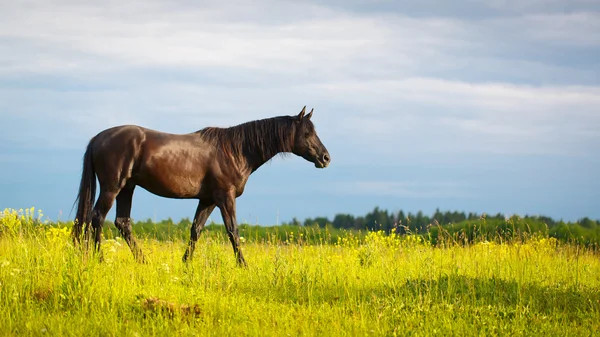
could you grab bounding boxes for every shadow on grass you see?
[234,274,600,321]
[402,275,599,317]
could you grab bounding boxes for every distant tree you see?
[396,210,408,234]
[412,211,428,232]
[179,217,192,227]
[452,211,466,223]
[405,212,415,232]
[353,216,366,230]
[303,216,330,227]
[538,216,556,227]
[579,217,596,229]
[362,207,394,232]
[397,210,406,225]
[433,208,443,224]
[443,211,453,225]
[333,213,355,229]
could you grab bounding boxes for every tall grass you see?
[1,208,599,336]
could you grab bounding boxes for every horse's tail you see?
[72,137,97,244]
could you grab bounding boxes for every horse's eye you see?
[305,132,310,138]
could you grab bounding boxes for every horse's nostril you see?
[323,154,330,163]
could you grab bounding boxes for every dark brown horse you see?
[72,106,330,266]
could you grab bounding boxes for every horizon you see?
[1,0,599,225]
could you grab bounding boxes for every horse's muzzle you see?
[315,152,330,168]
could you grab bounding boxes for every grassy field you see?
[1,208,600,336]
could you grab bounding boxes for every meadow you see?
[1,208,599,336]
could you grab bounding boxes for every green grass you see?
[102,220,353,246]
[1,208,600,336]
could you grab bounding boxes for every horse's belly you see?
[136,177,201,199]
[133,165,203,199]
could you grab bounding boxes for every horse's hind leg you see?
[90,189,118,260]
[114,183,145,263]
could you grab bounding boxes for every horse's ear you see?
[298,106,306,119]
[306,108,313,120]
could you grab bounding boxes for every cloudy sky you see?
[1,0,599,225]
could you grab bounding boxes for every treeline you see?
[287,207,600,246]
[67,207,600,247]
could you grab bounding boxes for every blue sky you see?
[1,0,599,225]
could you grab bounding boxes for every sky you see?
[1,0,599,226]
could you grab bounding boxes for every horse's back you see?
[92,125,199,154]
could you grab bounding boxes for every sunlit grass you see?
[1,208,599,336]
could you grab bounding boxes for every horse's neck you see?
[244,143,281,173]
[240,122,292,172]
[247,150,279,173]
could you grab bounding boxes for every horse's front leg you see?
[183,202,216,262]
[215,189,247,267]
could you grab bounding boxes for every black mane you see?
[199,116,296,162]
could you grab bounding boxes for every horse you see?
[71,106,330,266]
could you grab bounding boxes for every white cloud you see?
[2,0,596,76]
[482,12,600,47]
[2,75,599,157]
[474,0,600,12]
[0,0,598,160]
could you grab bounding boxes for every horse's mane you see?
[198,116,296,162]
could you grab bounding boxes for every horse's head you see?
[292,106,331,168]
